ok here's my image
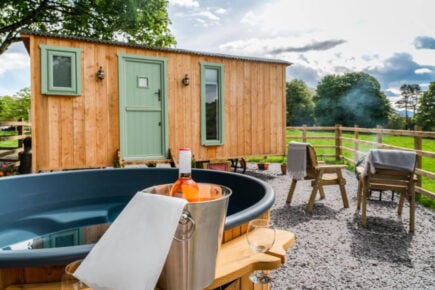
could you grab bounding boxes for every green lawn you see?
[0,131,18,147]
[286,129,435,209]
[3,129,435,208]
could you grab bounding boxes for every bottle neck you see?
[178,149,192,177]
[179,172,192,179]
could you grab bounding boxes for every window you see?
[201,62,224,145]
[40,45,82,96]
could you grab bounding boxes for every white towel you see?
[363,149,416,176]
[287,141,308,180]
[73,192,187,290]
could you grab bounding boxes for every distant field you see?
[286,129,435,209]
[0,131,18,147]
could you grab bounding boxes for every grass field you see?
[285,129,435,209]
[0,131,18,147]
[3,130,434,208]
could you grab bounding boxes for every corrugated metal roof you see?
[20,30,292,66]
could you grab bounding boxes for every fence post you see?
[18,118,24,149]
[335,124,342,161]
[302,125,307,143]
[354,125,359,164]
[414,125,422,188]
[376,125,383,148]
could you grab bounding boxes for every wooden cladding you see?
[23,34,288,172]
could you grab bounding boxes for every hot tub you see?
[0,168,274,268]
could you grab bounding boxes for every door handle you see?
[155,89,161,101]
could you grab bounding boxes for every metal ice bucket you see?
[142,183,232,290]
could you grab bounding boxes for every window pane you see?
[201,63,223,145]
[40,45,81,95]
[205,69,218,83]
[206,84,219,140]
[52,55,72,87]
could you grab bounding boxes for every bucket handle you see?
[174,210,196,242]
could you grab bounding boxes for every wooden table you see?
[6,230,295,290]
[207,229,294,289]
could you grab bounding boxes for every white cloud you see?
[196,10,220,21]
[240,11,260,27]
[2,0,434,95]
[413,49,435,66]
[0,52,29,76]
[195,18,207,27]
[239,0,435,57]
[215,0,435,89]
[385,88,400,96]
[169,3,226,29]
[215,8,227,15]
[169,0,199,8]
[218,34,386,79]
[415,68,432,74]
[0,43,30,96]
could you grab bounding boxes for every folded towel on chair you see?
[287,141,308,180]
[363,149,416,176]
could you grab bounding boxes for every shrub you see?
[0,163,15,177]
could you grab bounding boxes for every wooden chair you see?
[357,158,417,233]
[229,158,247,173]
[286,144,349,213]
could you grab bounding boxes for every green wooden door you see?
[118,54,168,161]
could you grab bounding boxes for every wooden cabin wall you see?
[24,35,287,172]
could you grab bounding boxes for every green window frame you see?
[200,62,224,146]
[40,45,82,96]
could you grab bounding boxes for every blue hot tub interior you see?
[0,168,274,268]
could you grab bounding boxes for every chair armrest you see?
[356,166,364,179]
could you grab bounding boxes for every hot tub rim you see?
[0,167,275,268]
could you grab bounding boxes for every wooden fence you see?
[287,125,435,199]
[0,120,31,167]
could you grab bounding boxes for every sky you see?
[1,0,434,98]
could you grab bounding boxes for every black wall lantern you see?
[97,66,105,80]
[182,74,190,86]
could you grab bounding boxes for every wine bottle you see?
[169,148,200,202]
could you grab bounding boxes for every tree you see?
[314,72,390,128]
[415,82,435,131]
[395,84,421,129]
[387,111,406,130]
[0,0,176,55]
[286,79,315,126]
[0,97,4,114]
[0,87,30,121]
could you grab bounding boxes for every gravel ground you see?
[244,162,435,290]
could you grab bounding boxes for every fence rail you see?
[287,125,435,199]
[0,120,31,167]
